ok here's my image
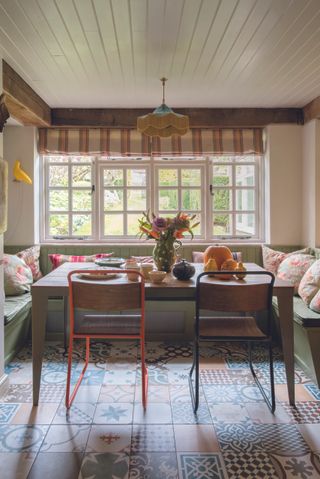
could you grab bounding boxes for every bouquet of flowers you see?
[138,211,199,241]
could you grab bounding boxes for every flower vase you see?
[153,239,176,272]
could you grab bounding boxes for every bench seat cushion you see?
[4,293,32,326]
[273,296,320,327]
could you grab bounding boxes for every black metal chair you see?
[189,270,276,413]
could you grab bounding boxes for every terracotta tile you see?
[27,452,83,479]
[199,358,227,370]
[133,403,172,424]
[209,403,248,423]
[245,402,291,424]
[298,424,320,452]
[275,384,315,402]
[11,403,59,425]
[0,452,36,479]
[86,425,132,453]
[174,425,220,452]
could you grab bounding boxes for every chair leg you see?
[248,341,275,413]
[140,339,148,409]
[66,337,90,409]
[189,339,200,413]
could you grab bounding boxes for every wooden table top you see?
[32,262,293,291]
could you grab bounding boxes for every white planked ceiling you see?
[0,0,320,108]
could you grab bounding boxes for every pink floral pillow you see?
[277,254,315,294]
[3,254,33,296]
[262,246,313,274]
[17,245,42,281]
[298,260,320,305]
[49,253,113,269]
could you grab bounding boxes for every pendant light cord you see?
[160,77,167,104]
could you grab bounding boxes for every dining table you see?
[31,262,295,406]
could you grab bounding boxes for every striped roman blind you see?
[38,128,263,156]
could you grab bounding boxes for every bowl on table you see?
[149,270,166,284]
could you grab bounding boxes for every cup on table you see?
[126,264,141,281]
[140,263,154,280]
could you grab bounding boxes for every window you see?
[42,155,263,242]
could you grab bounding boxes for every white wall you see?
[302,120,320,247]
[4,126,37,246]
[265,124,303,245]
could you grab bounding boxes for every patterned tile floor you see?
[0,340,320,479]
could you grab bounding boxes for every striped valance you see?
[38,128,263,156]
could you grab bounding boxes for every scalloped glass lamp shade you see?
[137,78,189,138]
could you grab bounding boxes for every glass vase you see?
[153,238,176,272]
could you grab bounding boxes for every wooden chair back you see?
[197,271,274,313]
[68,270,144,312]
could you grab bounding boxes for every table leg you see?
[32,289,48,406]
[277,290,295,406]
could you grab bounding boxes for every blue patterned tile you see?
[178,452,227,479]
[71,368,105,386]
[214,420,262,452]
[305,383,320,400]
[129,452,177,479]
[0,404,19,423]
[172,402,212,425]
[0,425,47,452]
[80,452,129,478]
[203,384,266,405]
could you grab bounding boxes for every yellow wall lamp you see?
[13,160,32,185]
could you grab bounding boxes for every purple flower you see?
[152,217,167,232]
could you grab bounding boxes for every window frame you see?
[40,155,264,243]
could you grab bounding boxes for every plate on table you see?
[94,257,125,267]
[78,271,118,280]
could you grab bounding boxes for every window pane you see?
[72,214,91,235]
[236,213,255,235]
[212,189,232,210]
[104,169,123,186]
[72,190,92,211]
[71,156,93,163]
[191,213,201,235]
[213,214,231,235]
[127,169,146,186]
[72,165,91,187]
[49,165,68,187]
[236,189,255,211]
[48,156,67,163]
[181,169,201,186]
[104,214,123,235]
[127,214,141,235]
[127,189,146,210]
[182,189,201,210]
[49,190,68,211]
[159,189,178,210]
[236,165,255,186]
[104,190,123,211]
[158,169,178,186]
[212,165,232,186]
[49,214,69,236]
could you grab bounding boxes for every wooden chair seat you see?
[199,316,267,339]
[74,314,141,335]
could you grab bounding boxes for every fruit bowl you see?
[149,270,166,283]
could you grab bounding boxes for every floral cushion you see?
[3,254,33,296]
[277,254,316,294]
[132,256,154,264]
[298,260,320,305]
[262,246,313,274]
[192,251,242,263]
[49,253,113,270]
[17,245,42,281]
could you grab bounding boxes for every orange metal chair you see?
[66,269,148,409]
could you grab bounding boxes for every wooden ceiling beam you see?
[303,96,320,123]
[2,60,51,127]
[51,107,303,128]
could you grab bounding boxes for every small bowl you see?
[149,270,166,283]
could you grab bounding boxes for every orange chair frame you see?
[66,269,148,409]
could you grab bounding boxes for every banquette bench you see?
[4,243,320,387]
